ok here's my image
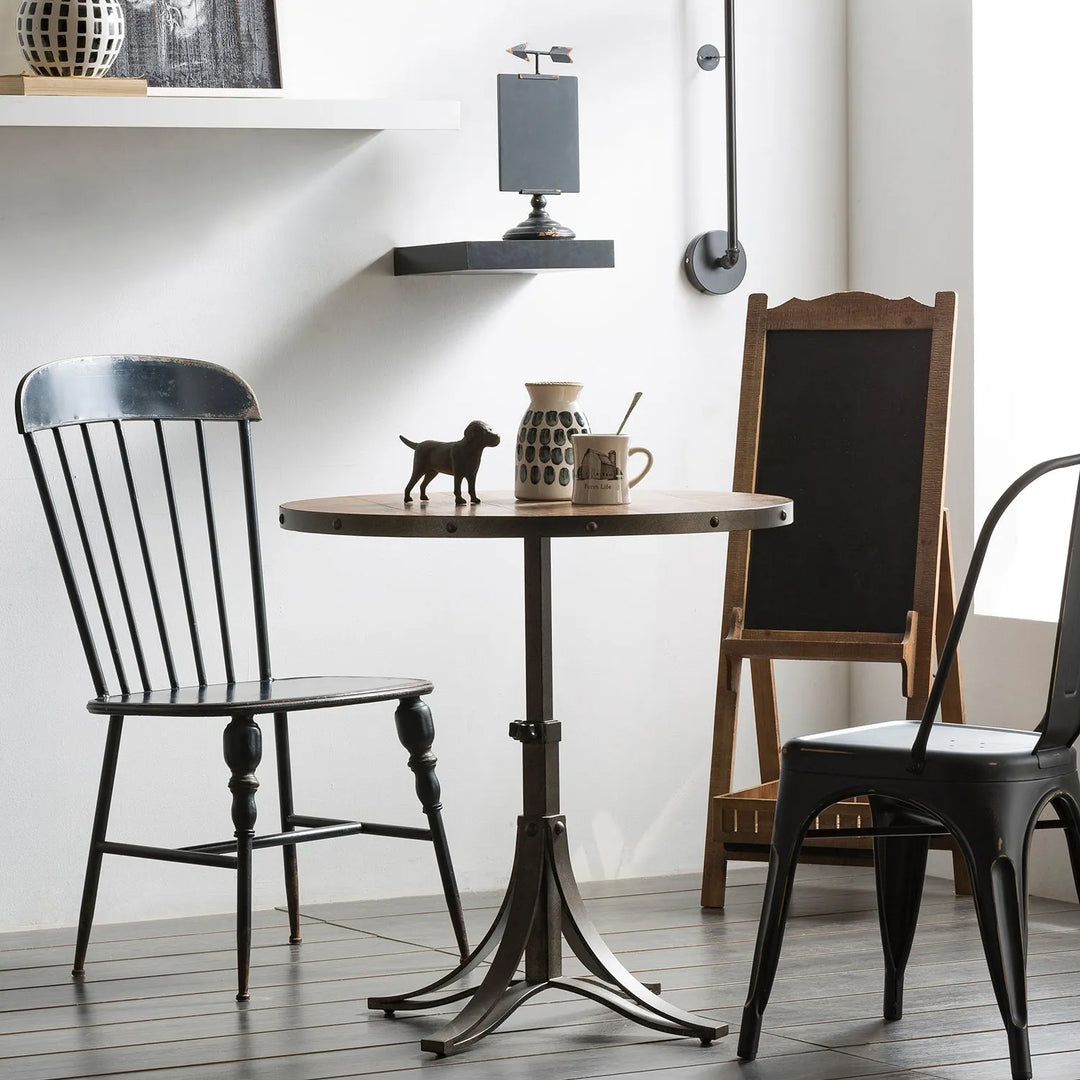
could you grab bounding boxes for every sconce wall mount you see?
[684,0,746,295]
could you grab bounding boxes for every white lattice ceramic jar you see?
[16,0,126,78]
[514,382,591,501]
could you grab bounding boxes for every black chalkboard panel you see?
[744,328,933,634]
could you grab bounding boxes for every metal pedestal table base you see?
[368,813,725,1056]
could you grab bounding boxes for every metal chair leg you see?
[394,696,470,961]
[870,796,930,1021]
[956,811,1032,1080]
[73,715,124,979]
[224,714,262,1002]
[1050,780,1080,906]
[737,792,812,1060]
[273,712,302,944]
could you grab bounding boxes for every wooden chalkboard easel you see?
[701,291,967,908]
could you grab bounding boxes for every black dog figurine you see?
[401,420,501,505]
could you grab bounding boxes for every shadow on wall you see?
[0,126,538,475]
[0,128,378,370]
[249,254,533,442]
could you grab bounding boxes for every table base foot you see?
[370,815,726,1056]
[368,887,510,1015]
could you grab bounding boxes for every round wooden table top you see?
[279,490,793,541]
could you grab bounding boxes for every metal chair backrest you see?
[911,454,1080,771]
[1039,467,1080,751]
[15,355,271,700]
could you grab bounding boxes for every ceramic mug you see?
[570,433,654,505]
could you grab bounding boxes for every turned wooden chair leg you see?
[225,714,262,1002]
[395,696,469,962]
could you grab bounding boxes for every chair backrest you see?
[911,454,1080,771]
[15,355,270,699]
[1039,468,1080,751]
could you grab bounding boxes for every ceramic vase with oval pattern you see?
[514,382,591,501]
[16,0,126,78]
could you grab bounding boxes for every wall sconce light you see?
[684,0,747,294]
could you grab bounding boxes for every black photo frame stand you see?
[498,46,579,240]
[392,44,614,276]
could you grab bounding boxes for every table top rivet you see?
[779,510,788,520]
[586,521,598,533]
[446,522,458,534]
[333,519,342,530]
[710,515,720,528]
[278,513,285,525]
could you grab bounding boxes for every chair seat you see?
[87,675,434,717]
[784,720,1077,783]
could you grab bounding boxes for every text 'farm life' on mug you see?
[570,434,653,505]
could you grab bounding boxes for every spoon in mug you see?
[615,391,643,435]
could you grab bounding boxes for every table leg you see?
[367,536,726,1055]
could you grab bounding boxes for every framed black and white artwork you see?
[110,0,282,91]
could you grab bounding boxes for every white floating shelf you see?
[0,96,460,131]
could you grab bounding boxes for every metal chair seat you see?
[88,675,434,717]
[783,720,1075,783]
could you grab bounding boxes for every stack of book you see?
[0,75,147,96]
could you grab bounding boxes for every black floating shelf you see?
[393,239,615,276]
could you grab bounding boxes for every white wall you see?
[848,0,1080,902]
[0,1,849,930]
[972,1,1080,624]
[847,0,974,880]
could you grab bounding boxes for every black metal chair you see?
[15,355,470,1001]
[737,454,1080,1080]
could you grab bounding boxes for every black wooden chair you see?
[15,355,470,1000]
[737,454,1080,1080]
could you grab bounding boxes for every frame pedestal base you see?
[368,815,725,1056]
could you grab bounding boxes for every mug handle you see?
[627,447,654,489]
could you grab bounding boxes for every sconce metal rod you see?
[684,0,747,295]
[722,0,738,258]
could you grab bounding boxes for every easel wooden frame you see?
[701,291,966,908]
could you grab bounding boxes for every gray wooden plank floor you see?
[2,864,1078,1079]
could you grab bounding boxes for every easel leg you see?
[936,509,966,729]
[936,509,972,895]
[702,650,741,908]
[750,658,781,785]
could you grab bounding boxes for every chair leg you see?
[224,714,262,1002]
[1050,782,1080,905]
[273,712,302,944]
[394,696,470,962]
[957,813,1032,1080]
[869,796,929,1022]
[73,715,124,979]
[737,797,808,1060]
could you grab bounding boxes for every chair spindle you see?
[239,421,272,682]
[195,420,236,685]
[155,420,207,687]
[52,428,129,697]
[82,423,152,694]
[114,420,179,691]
